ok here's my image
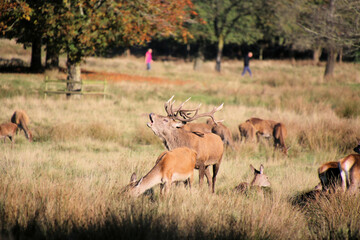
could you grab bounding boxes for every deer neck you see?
[132,167,162,196]
[162,128,191,150]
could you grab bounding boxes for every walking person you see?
[242,52,253,77]
[145,48,153,70]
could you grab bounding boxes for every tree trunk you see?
[313,46,322,65]
[215,34,224,72]
[124,48,131,57]
[324,47,337,78]
[186,44,191,62]
[259,47,264,61]
[338,48,343,64]
[30,36,42,72]
[193,42,204,71]
[66,56,82,99]
[45,43,59,69]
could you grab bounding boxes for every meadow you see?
[0,39,360,239]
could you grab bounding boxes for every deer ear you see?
[259,164,264,174]
[130,172,137,182]
[250,164,255,172]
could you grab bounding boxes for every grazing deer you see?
[273,122,288,155]
[246,117,277,141]
[234,164,271,198]
[354,140,360,154]
[125,147,197,197]
[147,96,224,193]
[339,154,360,193]
[0,122,18,146]
[11,110,32,142]
[238,121,256,142]
[317,161,341,192]
[206,119,234,149]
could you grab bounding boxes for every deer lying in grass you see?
[0,122,18,146]
[339,154,360,193]
[11,110,32,142]
[238,121,256,142]
[234,164,271,198]
[147,96,224,193]
[317,161,341,192]
[125,147,197,197]
[273,123,288,155]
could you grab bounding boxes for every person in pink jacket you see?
[145,48,153,70]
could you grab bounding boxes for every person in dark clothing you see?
[242,52,253,76]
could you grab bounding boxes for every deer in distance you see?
[339,154,360,193]
[124,147,197,197]
[0,122,18,147]
[147,96,224,193]
[11,110,32,142]
[273,122,288,155]
[234,164,271,198]
[238,121,256,142]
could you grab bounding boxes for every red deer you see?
[206,119,234,149]
[339,154,360,193]
[238,121,256,142]
[273,122,288,155]
[11,110,32,142]
[125,147,197,197]
[234,164,271,198]
[0,122,18,146]
[317,161,341,192]
[147,96,224,193]
[246,117,277,141]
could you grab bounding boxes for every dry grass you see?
[0,39,360,239]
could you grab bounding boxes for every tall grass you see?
[0,39,359,239]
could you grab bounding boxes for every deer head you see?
[147,96,223,147]
[250,164,270,187]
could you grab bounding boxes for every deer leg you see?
[198,164,205,186]
[204,167,212,189]
[160,183,165,195]
[164,182,171,195]
[212,164,220,193]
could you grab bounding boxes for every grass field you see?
[0,39,360,239]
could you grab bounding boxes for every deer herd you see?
[2,98,360,199]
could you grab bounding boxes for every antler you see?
[164,96,223,124]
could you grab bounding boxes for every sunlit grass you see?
[0,39,359,239]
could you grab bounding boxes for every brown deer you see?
[317,161,341,192]
[273,122,288,155]
[147,96,224,193]
[246,117,277,141]
[11,110,32,142]
[234,164,271,198]
[124,147,197,197]
[238,121,256,142]
[182,122,212,133]
[339,154,360,193]
[206,119,234,149]
[0,122,18,146]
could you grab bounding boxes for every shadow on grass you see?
[1,213,252,240]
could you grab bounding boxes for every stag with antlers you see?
[147,96,224,193]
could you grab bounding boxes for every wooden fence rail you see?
[44,77,107,99]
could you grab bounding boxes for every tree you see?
[1,0,196,94]
[273,0,360,77]
[192,0,262,72]
[0,1,44,72]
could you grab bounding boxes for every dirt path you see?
[81,71,187,86]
